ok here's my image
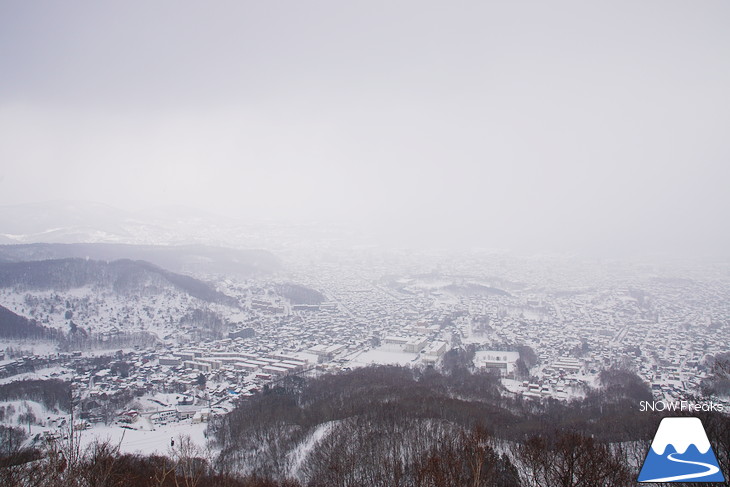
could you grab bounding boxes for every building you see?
[159,356,181,366]
[421,341,449,365]
[404,337,428,353]
[474,350,520,377]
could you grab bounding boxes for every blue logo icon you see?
[638,417,725,483]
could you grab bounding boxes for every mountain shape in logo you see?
[638,417,725,483]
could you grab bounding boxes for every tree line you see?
[2,364,729,486]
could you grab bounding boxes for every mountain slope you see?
[0,258,235,305]
[0,243,279,276]
[0,304,58,339]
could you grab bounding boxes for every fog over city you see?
[2,3,730,486]
[2,1,729,256]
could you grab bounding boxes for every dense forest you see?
[206,360,729,486]
[1,362,729,486]
[0,305,60,339]
[179,308,230,341]
[207,364,644,485]
[275,284,326,306]
[0,350,728,486]
[0,379,71,412]
[703,352,730,397]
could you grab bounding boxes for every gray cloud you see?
[1,1,728,256]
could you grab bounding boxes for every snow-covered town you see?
[2,1,729,484]
[1,246,728,457]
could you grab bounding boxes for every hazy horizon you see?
[1,1,729,256]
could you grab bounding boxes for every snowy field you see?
[347,346,420,367]
[78,419,211,456]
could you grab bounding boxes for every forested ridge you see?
[207,361,730,486]
[1,362,729,486]
[0,258,235,305]
[0,305,60,339]
[0,243,280,276]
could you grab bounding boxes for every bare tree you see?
[517,431,632,487]
[167,434,208,487]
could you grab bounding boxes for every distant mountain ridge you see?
[0,258,236,305]
[0,201,230,241]
[0,201,287,263]
[0,201,131,237]
[0,243,279,276]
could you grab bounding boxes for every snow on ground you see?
[134,392,184,411]
[0,286,223,339]
[0,366,72,385]
[347,346,420,367]
[501,378,524,394]
[1,340,59,357]
[288,420,338,479]
[78,420,210,456]
[1,393,212,458]
[0,399,66,429]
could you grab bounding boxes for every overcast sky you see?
[1,1,728,255]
